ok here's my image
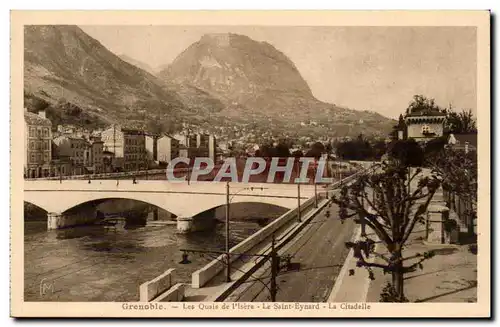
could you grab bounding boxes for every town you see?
[18,22,482,317]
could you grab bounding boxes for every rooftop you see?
[448,133,478,148]
[406,110,446,118]
[24,111,52,126]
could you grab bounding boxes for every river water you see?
[24,202,284,302]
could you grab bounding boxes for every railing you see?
[24,168,188,181]
[443,189,477,235]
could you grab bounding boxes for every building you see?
[447,133,477,153]
[158,135,180,164]
[86,135,104,174]
[102,150,115,173]
[24,109,53,178]
[53,135,88,175]
[405,110,446,142]
[101,125,147,172]
[173,132,216,162]
[146,133,180,166]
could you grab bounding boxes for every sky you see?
[80,25,477,119]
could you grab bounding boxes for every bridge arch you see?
[23,190,302,219]
[191,201,289,221]
[24,201,48,219]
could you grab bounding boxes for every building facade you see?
[405,111,446,142]
[86,135,104,174]
[52,135,88,175]
[24,109,53,178]
[173,132,216,162]
[101,125,147,172]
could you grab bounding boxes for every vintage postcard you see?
[10,10,490,318]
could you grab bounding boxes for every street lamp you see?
[224,182,268,282]
[313,158,318,208]
[179,233,288,302]
[295,160,302,222]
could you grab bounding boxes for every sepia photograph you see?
[10,10,490,318]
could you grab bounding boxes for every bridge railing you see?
[191,193,320,288]
[190,163,380,288]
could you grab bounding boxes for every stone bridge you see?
[24,180,319,232]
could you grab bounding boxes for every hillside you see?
[24,25,186,129]
[23,26,394,138]
[158,33,395,135]
[118,54,157,75]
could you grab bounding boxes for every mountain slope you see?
[118,54,156,75]
[24,25,186,127]
[158,33,394,135]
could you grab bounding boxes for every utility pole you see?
[187,155,192,185]
[361,187,366,237]
[270,234,278,302]
[297,182,301,222]
[225,181,231,282]
[314,159,318,208]
[296,160,301,222]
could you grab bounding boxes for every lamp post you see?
[313,158,318,208]
[225,181,230,282]
[295,160,302,222]
[224,182,269,282]
[180,233,284,302]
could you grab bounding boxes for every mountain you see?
[158,33,395,136]
[24,25,186,129]
[24,27,394,138]
[118,54,156,75]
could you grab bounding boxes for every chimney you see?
[38,109,46,119]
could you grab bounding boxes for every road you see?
[226,201,357,302]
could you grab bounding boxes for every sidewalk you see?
[328,167,477,303]
[366,226,477,303]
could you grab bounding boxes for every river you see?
[24,201,285,302]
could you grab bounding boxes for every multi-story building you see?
[53,135,88,175]
[24,109,52,178]
[173,132,216,162]
[146,134,180,164]
[86,135,104,174]
[101,125,147,172]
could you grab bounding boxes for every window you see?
[44,153,49,162]
[43,128,49,137]
[37,129,42,137]
[30,141,35,150]
[29,128,35,137]
[30,154,35,163]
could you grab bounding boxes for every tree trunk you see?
[391,251,405,302]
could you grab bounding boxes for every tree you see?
[423,136,447,160]
[427,148,477,203]
[446,109,477,134]
[274,142,291,157]
[405,95,443,116]
[305,142,326,159]
[32,97,50,112]
[332,161,440,301]
[388,139,424,167]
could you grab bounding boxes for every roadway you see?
[225,201,357,302]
